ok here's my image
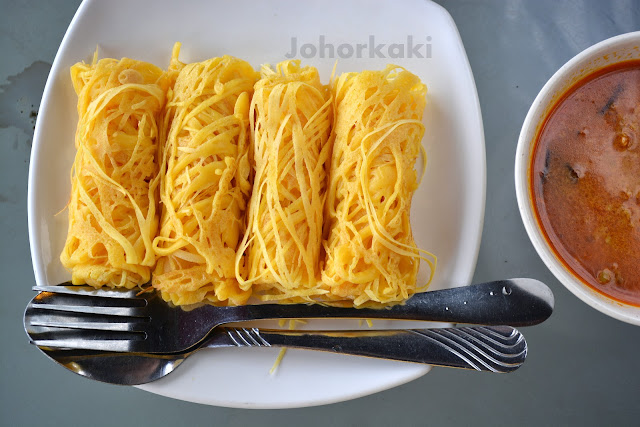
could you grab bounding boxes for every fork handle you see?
[209,325,527,373]
[215,278,553,327]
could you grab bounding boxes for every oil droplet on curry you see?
[532,60,640,305]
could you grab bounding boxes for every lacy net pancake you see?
[237,60,333,302]
[321,65,436,306]
[60,54,169,288]
[152,44,258,305]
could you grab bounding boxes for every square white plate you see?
[28,0,485,408]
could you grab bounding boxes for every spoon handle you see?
[208,325,527,373]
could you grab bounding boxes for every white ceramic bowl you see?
[515,31,640,325]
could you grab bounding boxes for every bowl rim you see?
[515,31,640,325]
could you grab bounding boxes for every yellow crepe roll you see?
[322,65,436,306]
[60,54,168,288]
[237,60,333,302]
[152,45,258,306]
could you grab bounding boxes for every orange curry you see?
[531,60,640,305]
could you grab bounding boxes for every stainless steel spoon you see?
[34,325,528,385]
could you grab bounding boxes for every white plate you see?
[28,0,485,408]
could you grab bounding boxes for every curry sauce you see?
[531,60,640,305]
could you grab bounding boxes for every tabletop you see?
[1,0,639,425]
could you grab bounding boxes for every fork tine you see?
[30,302,141,317]
[25,309,143,332]
[33,285,141,299]
[31,338,133,352]
[28,325,144,352]
[30,320,136,332]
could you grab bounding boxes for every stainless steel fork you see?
[24,278,553,353]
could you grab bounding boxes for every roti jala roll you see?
[237,60,333,302]
[321,65,436,306]
[152,45,258,306]
[60,54,169,288]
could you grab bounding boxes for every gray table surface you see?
[2,0,639,425]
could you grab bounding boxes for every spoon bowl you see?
[40,347,186,385]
